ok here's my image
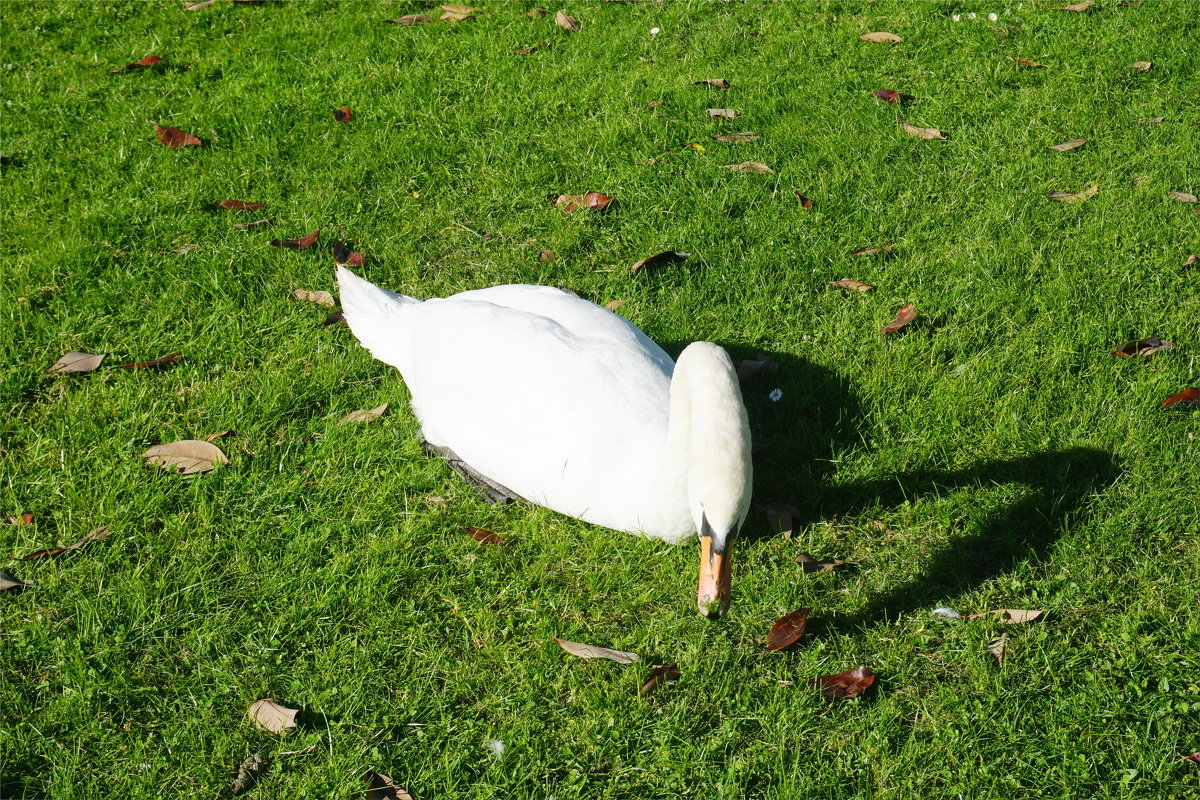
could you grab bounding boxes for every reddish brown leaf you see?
[5,513,34,526]
[1162,388,1200,409]
[736,353,779,382]
[206,199,268,211]
[757,501,799,537]
[859,32,902,43]
[50,352,105,374]
[847,245,893,257]
[692,78,730,89]
[113,353,182,370]
[873,89,901,104]
[829,278,875,292]
[333,106,352,123]
[111,55,161,73]
[712,131,759,143]
[270,229,321,249]
[639,663,681,696]
[464,525,503,545]
[334,241,364,267]
[1185,752,1200,766]
[766,608,810,650]
[1112,335,1174,358]
[795,192,814,209]
[365,772,414,800]
[1006,56,1047,68]
[515,41,549,55]
[708,108,737,121]
[795,552,847,574]
[555,10,580,32]
[813,665,876,698]
[324,310,346,326]
[556,192,612,212]
[22,525,110,561]
[154,123,202,149]
[385,14,431,25]
[630,250,690,274]
[881,303,916,335]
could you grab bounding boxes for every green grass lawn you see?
[3,1,1199,797]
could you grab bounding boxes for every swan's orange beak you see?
[697,535,733,618]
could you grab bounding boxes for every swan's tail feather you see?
[336,266,418,373]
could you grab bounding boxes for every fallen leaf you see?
[248,699,299,734]
[872,89,901,104]
[692,78,730,89]
[1161,388,1200,409]
[795,552,847,574]
[555,10,580,32]
[0,572,29,592]
[604,299,629,311]
[1006,56,1047,68]
[1185,752,1200,766]
[630,250,690,273]
[440,11,471,20]
[232,219,271,230]
[1132,60,1152,71]
[1048,138,1087,153]
[881,303,916,335]
[113,353,182,370]
[685,142,709,153]
[464,525,503,545]
[364,772,414,800]
[334,241,364,267]
[270,228,321,249]
[986,633,1010,664]
[639,663,681,696]
[712,131,759,143]
[829,278,875,292]
[859,31,902,44]
[111,55,161,73]
[385,14,431,25]
[515,41,549,55]
[553,637,639,664]
[737,354,779,382]
[897,121,947,140]
[205,199,268,211]
[1059,0,1094,11]
[1168,191,1198,203]
[708,108,738,120]
[226,753,269,796]
[292,289,336,308]
[646,100,662,108]
[847,245,893,257]
[324,310,345,326]
[721,161,773,174]
[441,4,478,12]
[1137,116,1165,124]
[527,8,546,17]
[766,608,810,650]
[555,192,612,212]
[183,0,216,10]
[1184,254,1200,273]
[965,609,1044,624]
[142,440,229,474]
[50,352,105,374]
[1112,335,1174,358]
[813,665,876,698]
[757,501,798,537]
[342,403,389,423]
[333,106,351,123]
[21,525,110,561]
[153,123,202,149]
[538,249,555,261]
[1049,185,1098,203]
[5,513,34,525]
[205,430,234,442]
[795,192,814,209]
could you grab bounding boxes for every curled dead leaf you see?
[341,403,389,423]
[142,440,229,474]
[324,310,346,326]
[965,609,1044,624]
[766,608,809,650]
[898,121,947,140]
[1132,60,1152,71]
[1161,388,1200,409]
[713,131,759,143]
[639,663,681,696]
[0,572,29,592]
[721,161,773,174]
[829,278,875,292]
[464,525,503,545]
[1059,0,1094,10]
[795,192,813,209]
[813,665,876,698]
[1048,138,1087,153]
[5,513,34,525]
[603,299,628,311]
[248,699,298,734]
[555,10,580,32]
[692,78,730,89]
[630,250,690,274]
[987,633,1010,664]
[365,772,414,800]
[859,31,902,44]
[183,1,216,11]
[270,228,321,249]
[1168,191,1198,203]
[538,249,555,261]
[333,106,352,123]
[205,430,234,443]
[50,352,105,374]
[553,637,639,664]
[881,303,916,335]
[757,501,798,537]
[334,241,364,267]
[21,525,110,561]
[292,289,336,308]
[1112,335,1173,358]
[1049,185,1098,203]
[795,552,847,574]
[113,353,182,370]
[556,192,612,212]
[440,11,472,21]
[847,245,893,257]
[153,123,202,149]
[708,108,737,120]
[872,89,901,104]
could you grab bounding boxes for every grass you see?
[2,0,1199,797]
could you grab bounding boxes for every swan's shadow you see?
[662,342,1121,630]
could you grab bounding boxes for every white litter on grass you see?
[485,739,505,762]
[932,607,962,620]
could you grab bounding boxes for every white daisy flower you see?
[968,12,977,19]
[988,12,998,20]
[952,13,961,21]
[650,27,660,35]
[769,388,783,402]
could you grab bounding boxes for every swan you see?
[336,266,752,617]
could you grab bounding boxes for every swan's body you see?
[336,267,752,616]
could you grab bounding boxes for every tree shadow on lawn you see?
[710,345,1122,631]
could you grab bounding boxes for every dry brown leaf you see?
[1184,254,1200,271]
[464,525,503,545]
[270,228,321,249]
[111,55,161,73]
[898,121,947,140]
[0,572,29,592]
[50,352,105,374]
[1112,335,1173,358]
[1137,116,1165,124]
[333,106,352,123]
[1132,60,1152,71]
[881,303,916,335]
[736,353,779,382]
[553,637,639,664]
[813,666,876,698]
[758,501,798,537]
[604,299,629,311]
[721,161,773,174]
[292,289,336,308]
[766,608,810,650]
[847,245,893,257]
[5,513,34,525]
[708,108,738,121]
[860,32,902,43]
[206,199,268,211]
[872,89,901,104]
[692,78,730,89]
[226,752,269,797]
[1059,0,1094,11]
[795,192,814,209]
[440,11,471,21]
[795,552,847,574]
[527,7,546,17]
[987,634,1010,664]
[113,353,182,370]
[341,403,389,423]
[646,100,662,108]
[555,10,580,32]
[154,123,202,149]
[829,278,874,292]
[713,131,759,143]
[386,14,431,25]
[21,525,110,561]
[556,192,612,212]
[183,1,216,10]
[639,663,681,696]
[538,249,555,261]
[248,699,299,734]
[205,430,234,443]
[966,609,1044,624]
[324,310,345,326]
[334,241,364,267]
[1049,185,1098,203]
[1168,191,1198,203]
[142,440,229,474]
[1048,138,1087,153]
[1162,388,1200,409]
[1006,56,1047,68]
[1185,752,1200,766]
[630,250,690,273]
[365,772,414,800]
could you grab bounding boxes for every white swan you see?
[336,266,752,617]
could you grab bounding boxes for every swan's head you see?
[673,343,753,619]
